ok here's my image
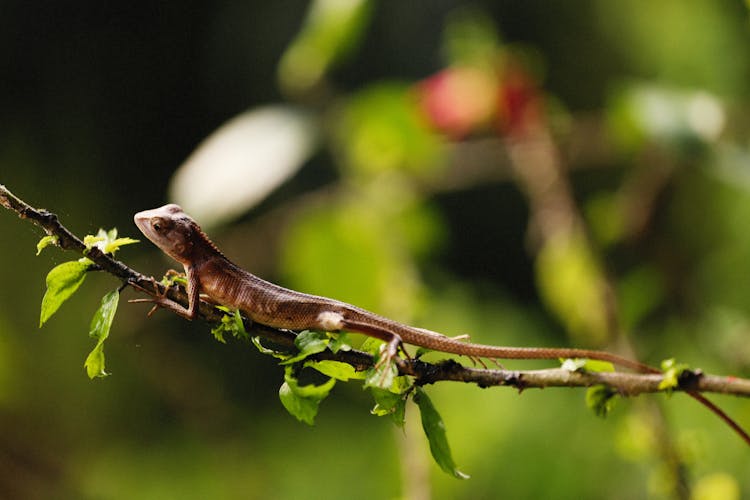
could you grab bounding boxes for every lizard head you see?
[134,204,198,265]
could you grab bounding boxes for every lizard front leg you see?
[130,265,201,320]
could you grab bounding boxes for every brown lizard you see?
[131,203,657,374]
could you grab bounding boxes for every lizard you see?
[131,203,658,374]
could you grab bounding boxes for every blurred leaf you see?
[442,7,501,67]
[278,0,372,94]
[535,232,609,345]
[607,84,724,154]
[370,387,406,427]
[281,203,422,318]
[586,385,617,418]
[39,260,92,327]
[36,235,58,255]
[335,83,445,177]
[169,106,319,229]
[596,1,749,96]
[692,472,740,500]
[84,290,119,379]
[281,330,330,365]
[585,193,626,248]
[278,366,336,425]
[413,387,469,479]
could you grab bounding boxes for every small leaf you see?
[210,321,228,344]
[370,387,406,427]
[659,358,690,392]
[328,332,352,353]
[561,358,587,372]
[84,290,119,379]
[209,309,248,344]
[39,260,92,327]
[36,235,58,255]
[413,387,469,479]
[586,385,617,418]
[83,228,139,255]
[280,330,329,365]
[251,336,289,360]
[231,309,249,341]
[84,344,107,380]
[83,233,106,248]
[103,237,139,255]
[561,358,615,373]
[307,360,363,381]
[278,366,336,425]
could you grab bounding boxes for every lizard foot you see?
[128,278,172,317]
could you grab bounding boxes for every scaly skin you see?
[132,204,657,373]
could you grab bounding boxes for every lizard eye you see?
[151,218,163,232]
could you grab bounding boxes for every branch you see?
[2,183,750,400]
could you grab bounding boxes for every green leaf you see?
[659,358,690,392]
[278,366,336,425]
[36,235,58,255]
[39,260,92,327]
[84,290,119,379]
[370,387,406,427]
[307,360,364,381]
[413,387,469,479]
[586,385,617,418]
[280,330,330,365]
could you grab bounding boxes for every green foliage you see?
[39,259,92,327]
[278,366,336,425]
[413,387,469,480]
[586,385,618,418]
[210,309,248,344]
[84,290,119,379]
[39,228,139,327]
[306,360,363,382]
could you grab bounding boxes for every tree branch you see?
[2,183,750,400]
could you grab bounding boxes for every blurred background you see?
[1,1,750,498]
